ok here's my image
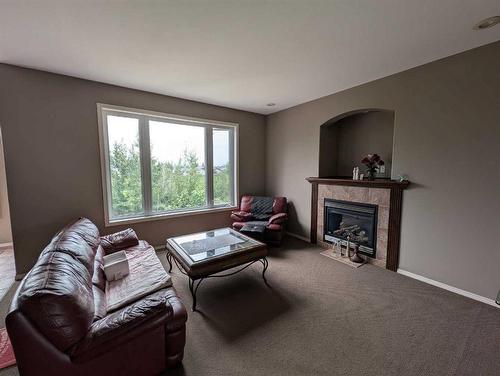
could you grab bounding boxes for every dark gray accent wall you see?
[0,64,266,275]
[319,110,394,177]
[266,41,500,300]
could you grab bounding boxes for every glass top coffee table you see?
[166,228,268,311]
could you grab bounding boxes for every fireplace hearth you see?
[324,199,377,257]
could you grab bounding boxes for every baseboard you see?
[0,242,13,250]
[397,268,498,308]
[154,244,167,252]
[286,232,310,243]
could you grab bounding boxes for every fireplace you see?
[323,199,378,257]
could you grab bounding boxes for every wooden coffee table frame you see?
[166,231,269,312]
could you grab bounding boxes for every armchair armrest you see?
[268,212,288,225]
[70,289,187,362]
[230,210,253,222]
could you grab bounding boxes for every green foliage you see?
[109,142,231,218]
[214,165,231,205]
[151,149,206,212]
[109,142,143,217]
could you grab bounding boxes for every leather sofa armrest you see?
[70,289,187,362]
[230,211,253,222]
[268,212,288,225]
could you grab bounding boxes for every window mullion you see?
[205,125,214,207]
[139,115,152,215]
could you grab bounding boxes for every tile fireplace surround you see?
[306,177,410,271]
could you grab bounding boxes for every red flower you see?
[362,154,384,167]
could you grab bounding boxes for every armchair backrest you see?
[272,196,287,214]
[239,195,287,215]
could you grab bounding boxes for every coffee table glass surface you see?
[166,228,268,311]
[167,227,263,263]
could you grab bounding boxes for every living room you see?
[0,1,499,375]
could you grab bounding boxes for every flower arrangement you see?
[361,154,385,180]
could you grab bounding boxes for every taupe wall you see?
[319,110,394,177]
[318,122,339,177]
[0,64,266,275]
[0,133,12,243]
[336,111,394,177]
[266,41,500,300]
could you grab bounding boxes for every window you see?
[98,104,238,225]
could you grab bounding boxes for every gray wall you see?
[0,133,12,243]
[266,41,500,300]
[318,122,340,177]
[337,111,394,177]
[0,64,266,275]
[319,110,394,177]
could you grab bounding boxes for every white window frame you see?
[97,103,239,226]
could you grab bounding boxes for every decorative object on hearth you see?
[320,249,364,268]
[335,222,368,263]
[361,154,385,180]
[349,244,364,264]
[352,166,360,180]
[331,240,339,256]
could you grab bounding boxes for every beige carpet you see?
[0,248,15,302]
[1,237,499,375]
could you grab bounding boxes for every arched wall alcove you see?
[319,109,395,178]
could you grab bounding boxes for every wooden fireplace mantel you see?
[306,177,410,271]
[306,177,410,189]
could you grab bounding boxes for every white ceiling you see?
[1,1,499,115]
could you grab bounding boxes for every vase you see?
[366,168,376,180]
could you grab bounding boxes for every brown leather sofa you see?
[6,218,187,376]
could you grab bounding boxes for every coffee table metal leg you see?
[260,257,269,285]
[189,278,204,312]
[166,251,173,273]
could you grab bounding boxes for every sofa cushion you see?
[92,285,107,322]
[92,246,106,291]
[69,289,173,361]
[17,251,95,352]
[41,218,100,275]
[69,218,101,251]
[100,228,139,254]
[105,241,172,312]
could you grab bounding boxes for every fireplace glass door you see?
[324,199,377,256]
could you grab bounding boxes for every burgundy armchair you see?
[231,195,288,245]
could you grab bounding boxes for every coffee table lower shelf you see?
[166,252,269,311]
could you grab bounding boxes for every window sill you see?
[105,205,238,227]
